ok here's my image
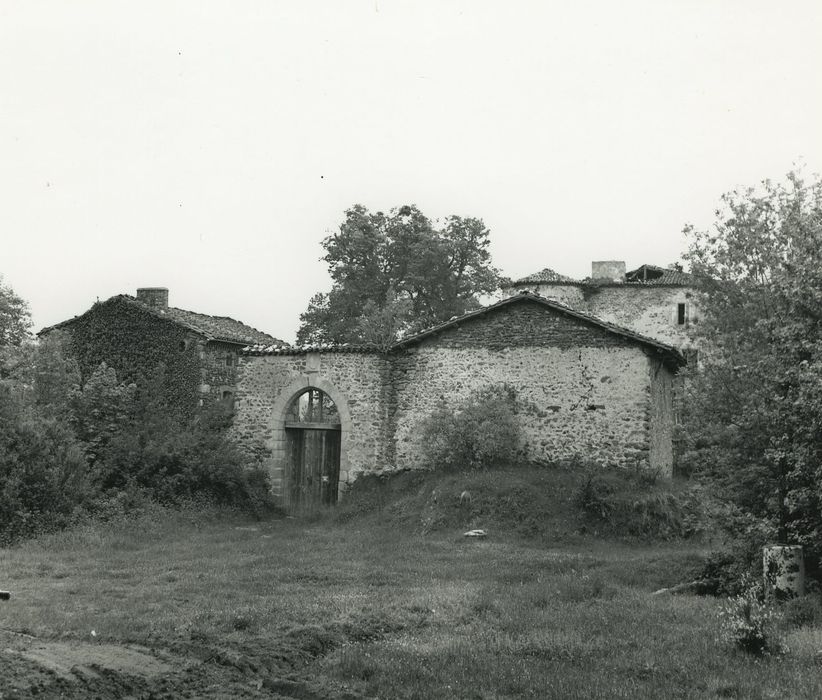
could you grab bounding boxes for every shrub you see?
[717,576,780,654]
[419,384,520,470]
[575,470,709,540]
[98,403,273,511]
[0,391,92,544]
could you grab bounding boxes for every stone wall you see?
[505,283,697,348]
[648,358,674,476]
[390,301,659,471]
[233,298,679,504]
[198,341,241,406]
[583,286,697,349]
[232,351,391,498]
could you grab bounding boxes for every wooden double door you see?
[284,424,341,513]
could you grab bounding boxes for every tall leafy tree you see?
[0,275,32,347]
[297,205,503,345]
[680,171,822,554]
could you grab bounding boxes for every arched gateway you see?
[282,386,343,512]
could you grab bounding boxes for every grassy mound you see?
[333,464,712,543]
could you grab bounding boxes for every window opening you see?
[225,355,234,366]
[677,303,686,325]
[286,388,340,426]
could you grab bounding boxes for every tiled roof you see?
[508,267,579,285]
[164,306,279,345]
[39,295,284,346]
[624,264,695,286]
[244,342,378,356]
[509,263,695,287]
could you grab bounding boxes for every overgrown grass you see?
[3,488,822,698]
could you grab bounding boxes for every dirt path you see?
[0,629,361,699]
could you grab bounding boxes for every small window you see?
[179,340,188,352]
[225,355,234,367]
[221,390,233,401]
[286,388,340,425]
[677,303,687,325]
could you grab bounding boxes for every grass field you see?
[2,467,821,699]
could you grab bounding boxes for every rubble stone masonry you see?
[232,351,392,498]
[233,298,676,504]
[390,302,672,473]
[505,283,697,349]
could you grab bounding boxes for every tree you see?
[0,275,32,347]
[296,205,503,345]
[680,171,822,557]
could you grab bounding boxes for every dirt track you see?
[0,629,363,699]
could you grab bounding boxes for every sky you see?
[2,1,821,343]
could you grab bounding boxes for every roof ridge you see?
[240,292,685,368]
[39,294,283,345]
[391,292,684,366]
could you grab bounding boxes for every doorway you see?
[283,387,342,512]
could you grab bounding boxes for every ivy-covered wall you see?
[53,297,204,415]
[200,341,243,406]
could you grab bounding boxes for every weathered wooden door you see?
[285,427,341,513]
[283,388,342,514]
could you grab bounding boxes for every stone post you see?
[763,545,805,600]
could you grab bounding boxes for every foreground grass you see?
[1,505,819,698]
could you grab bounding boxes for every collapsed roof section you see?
[507,262,695,287]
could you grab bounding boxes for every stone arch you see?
[267,375,353,506]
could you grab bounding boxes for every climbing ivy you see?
[61,297,201,416]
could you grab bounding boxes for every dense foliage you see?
[63,296,201,416]
[0,388,91,543]
[0,287,272,545]
[0,275,31,348]
[575,471,710,540]
[680,171,822,559]
[420,384,520,470]
[297,205,504,345]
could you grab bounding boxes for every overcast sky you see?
[2,1,821,343]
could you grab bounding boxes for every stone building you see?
[503,261,698,351]
[233,293,684,510]
[39,287,282,410]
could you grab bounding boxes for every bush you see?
[1,348,274,544]
[1,293,274,544]
[717,576,780,654]
[419,384,520,470]
[98,403,273,512]
[0,391,92,544]
[575,470,709,540]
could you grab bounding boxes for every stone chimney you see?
[591,261,626,283]
[136,287,169,310]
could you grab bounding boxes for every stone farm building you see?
[38,287,282,410]
[233,293,684,510]
[40,276,689,512]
